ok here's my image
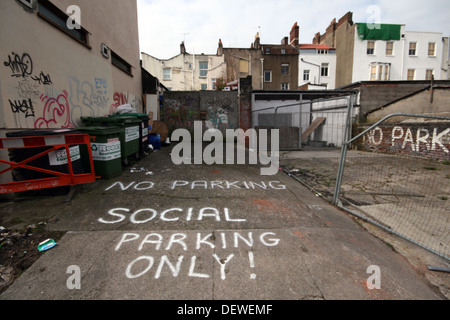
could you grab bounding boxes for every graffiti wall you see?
[163,91,239,135]
[361,123,450,161]
[0,1,142,131]
[1,51,142,129]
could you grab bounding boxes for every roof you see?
[299,44,334,50]
[261,44,298,54]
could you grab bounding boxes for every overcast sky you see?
[137,0,450,59]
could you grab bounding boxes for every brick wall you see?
[163,90,239,135]
[359,122,450,161]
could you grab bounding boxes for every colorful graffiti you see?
[68,76,111,126]
[110,92,142,114]
[164,97,200,131]
[35,91,74,129]
[3,50,141,129]
[162,93,238,133]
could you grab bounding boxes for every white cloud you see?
[138,0,450,59]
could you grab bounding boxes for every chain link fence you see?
[334,113,450,261]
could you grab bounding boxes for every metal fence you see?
[252,94,357,150]
[333,113,450,261]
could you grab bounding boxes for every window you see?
[264,70,272,82]
[281,64,290,76]
[163,68,171,80]
[265,47,271,54]
[281,83,289,90]
[239,60,249,73]
[367,41,375,55]
[426,69,434,80]
[199,61,208,78]
[19,0,35,9]
[384,65,390,80]
[370,63,390,81]
[111,51,133,76]
[201,84,207,90]
[37,0,90,48]
[407,69,415,80]
[303,70,310,81]
[428,42,436,56]
[370,65,377,81]
[378,66,383,81]
[321,63,329,77]
[409,42,417,56]
[318,49,328,54]
[281,49,286,55]
[386,41,394,55]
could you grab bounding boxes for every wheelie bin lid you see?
[77,126,124,135]
[6,129,80,137]
[81,116,141,125]
[109,113,149,119]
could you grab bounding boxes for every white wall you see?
[352,26,445,82]
[299,50,336,89]
[352,25,405,81]
[142,52,226,91]
[145,94,160,120]
[402,31,444,80]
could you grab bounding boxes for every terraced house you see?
[312,12,449,88]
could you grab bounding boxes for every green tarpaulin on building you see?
[356,23,402,41]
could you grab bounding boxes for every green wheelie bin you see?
[81,116,141,165]
[78,126,123,179]
[109,113,150,155]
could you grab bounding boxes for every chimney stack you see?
[313,32,321,44]
[180,41,186,54]
[217,39,223,55]
[290,22,299,47]
[253,32,261,49]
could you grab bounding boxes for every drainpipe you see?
[260,58,264,89]
[192,48,195,90]
[401,36,405,80]
[301,58,321,85]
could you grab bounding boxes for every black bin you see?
[6,129,86,182]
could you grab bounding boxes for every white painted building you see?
[352,23,448,82]
[141,43,226,91]
[298,44,337,90]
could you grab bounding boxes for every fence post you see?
[298,94,303,149]
[333,94,354,205]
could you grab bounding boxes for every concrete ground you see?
[0,144,448,300]
[280,147,450,299]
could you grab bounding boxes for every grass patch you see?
[424,166,438,171]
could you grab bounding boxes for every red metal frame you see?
[0,133,98,194]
